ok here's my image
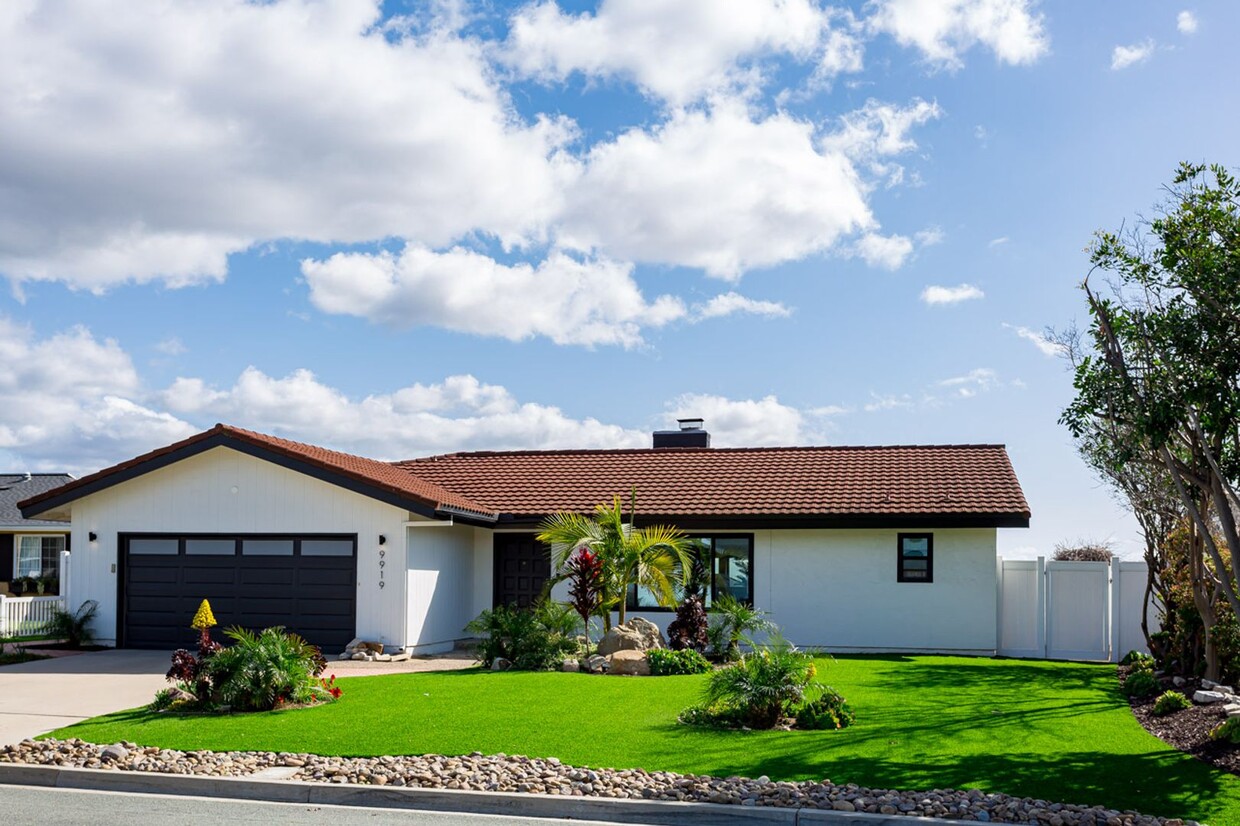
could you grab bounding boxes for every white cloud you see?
[852,233,916,270]
[864,393,916,412]
[0,319,196,473]
[1004,323,1065,357]
[869,0,1050,69]
[505,0,859,106]
[1111,39,1156,70]
[1177,11,1198,35]
[988,236,1010,247]
[154,337,186,356]
[915,227,946,246]
[666,393,821,446]
[693,292,791,321]
[921,283,984,305]
[0,0,575,290]
[560,101,877,279]
[938,367,999,397]
[301,245,686,348]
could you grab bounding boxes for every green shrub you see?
[647,648,712,676]
[676,703,746,729]
[699,635,820,728]
[707,595,773,661]
[48,600,98,647]
[203,626,330,711]
[795,687,855,730]
[1152,690,1192,716]
[1121,650,1155,670]
[1210,717,1240,745]
[148,687,178,712]
[1121,668,1159,698]
[464,602,578,671]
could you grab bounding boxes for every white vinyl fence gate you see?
[997,557,1157,663]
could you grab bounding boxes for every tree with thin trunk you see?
[537,492,694,631]
[1061,162,1240,680]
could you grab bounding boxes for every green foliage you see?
[148,688,178,712]
[1121,668,1159,698]
[48,600,98,647]
[1152,690,1192,716]
[699,635,820,728]
[464,602,578,671]
[538,493,695,627]
[646,647,712,676]
[1121,650,1155,669]
[203,626,330,711]
[1211,717,1240,745]
[708,594,773,660]
[676,703,745,729]
[794,687,855,730]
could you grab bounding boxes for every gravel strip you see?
[0,739,1193,826]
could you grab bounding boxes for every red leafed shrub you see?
[564,548,604,640]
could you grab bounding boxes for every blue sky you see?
[1,1,1236,558]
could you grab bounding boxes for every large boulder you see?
[597,618,667,656]
[608,649,651,677]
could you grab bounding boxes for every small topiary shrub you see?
[1210,717,1240,745]
[1152,690,1192,716]
[647,647,712,676]
[1121,668,1159,698]
[795,687,856,730]
[1121,650,1155,670]
[667,595,709,652]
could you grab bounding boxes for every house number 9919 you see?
[378,548,386,588]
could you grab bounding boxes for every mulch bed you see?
[1121,665,1240,776]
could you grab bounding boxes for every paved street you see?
[0,785,632,826]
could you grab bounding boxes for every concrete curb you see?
[0,764,973,825]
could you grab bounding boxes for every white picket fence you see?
[997,556,1158,662]
[0,594,66,638]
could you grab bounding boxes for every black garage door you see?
[120,534,357,652]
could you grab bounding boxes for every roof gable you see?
[1,473,74,527]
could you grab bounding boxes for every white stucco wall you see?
[405,523,477,653]
[547,527,998,654]
[66,446,411,648]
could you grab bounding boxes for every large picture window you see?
[628,534,754,610]
[16,535,65,578]
[897,533,933,583]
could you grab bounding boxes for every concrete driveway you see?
[0,649,169,745]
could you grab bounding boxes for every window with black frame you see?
[627,535,754,610]
[897,533,933,582]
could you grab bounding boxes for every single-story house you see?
[2,473,73,597]
[18,421,1030,654]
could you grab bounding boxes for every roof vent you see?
[653,418,710,449]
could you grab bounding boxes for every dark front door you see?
[119,534,357,651]
[493,534,550,608]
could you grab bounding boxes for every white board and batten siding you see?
[997,556,1158,662]
[67,446,411,648]
[404,522,481,654]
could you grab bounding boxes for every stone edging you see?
[0,763,968,826]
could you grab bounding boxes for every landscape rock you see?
[1172,676,1186,688]
[585,654,609,673]
[390,652,410,662]
[608,650,651,677]
[596,618,666,656]
[1225,704,1240,719]
[560,659,580,673]
[100,744,128,763]
[1213,685,1235,695]
[0,739,1187,826]
[1192,690,1227,704]
[491,658,512,671]
[1202,679,1219,690]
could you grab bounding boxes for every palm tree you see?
[537,492,694,631]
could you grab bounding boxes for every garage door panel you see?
[123,535,356,651]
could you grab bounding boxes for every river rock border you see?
[0,739,1191,826]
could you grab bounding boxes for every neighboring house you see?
[17,422,1030,654]
[1,473,73,597]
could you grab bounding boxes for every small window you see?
[185,539,237,556]
[16,535,65,577]
[243,540,294,556]
[129,538,179,555]
[898,533,933,583]
[301,539,354,557]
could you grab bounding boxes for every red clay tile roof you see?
[395,444,1030,523]
[19,424,498,520]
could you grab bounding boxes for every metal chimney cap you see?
[676,418,704,431]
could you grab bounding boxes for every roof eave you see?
[492,512,1030,530]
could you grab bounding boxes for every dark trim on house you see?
[897,532,934,584]
[493,512,1030,530]
[626,533,755,612]
[22,432,452,523]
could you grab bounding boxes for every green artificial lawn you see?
[51,655,1240,825]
